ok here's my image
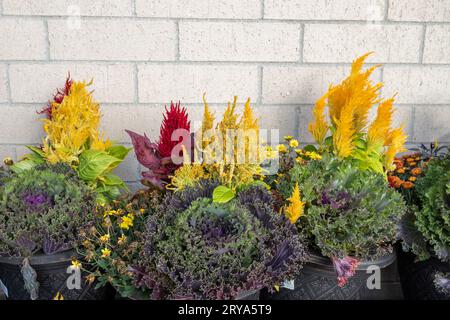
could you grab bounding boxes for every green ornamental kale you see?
[411,156,450,261]
[282,156,406,261]
[0,163,95,257]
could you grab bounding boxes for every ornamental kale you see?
[278,156,406,285]
[138,182,307,300]
[399,155,450,262]
[0,163,95,257]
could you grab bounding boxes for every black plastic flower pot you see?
[397,249,450,300]
[0,250,114,300]
[263,251,402,300]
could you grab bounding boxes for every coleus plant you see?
[126,101,191,189]
[11,76,130,204]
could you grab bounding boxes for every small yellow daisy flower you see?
[289,139,299,148]
[99,234,110,243]
[71,259,82,269]
[101,248,111,258]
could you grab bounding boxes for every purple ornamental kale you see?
[22,192,52,209]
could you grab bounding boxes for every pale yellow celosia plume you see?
[42,80,111,164]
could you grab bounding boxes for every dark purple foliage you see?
[22,192,52,209]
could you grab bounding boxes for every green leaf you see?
[212,186,235,203]
[10,159,39,173]
[102,173,125,186]
[303,144,317,152]
[27,145,45,158]
[78,150,120,182]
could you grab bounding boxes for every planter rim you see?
[0,249,78,266]
[307,251,396,271]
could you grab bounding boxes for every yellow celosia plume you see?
[384,126,407,170]
[42,80,111,165]
[333,100,355,158]
[173,95,263,191]
[367,98,394,150]
[308,52,407,171]
[285,182,305,224]
[308,93,329,146]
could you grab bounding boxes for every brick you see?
[383,66,450,104]
[423,25,450,64]
[255,105,298,138]
[0,106,44,144]
[136,0,262,19]
[304,24,422,63]
[265,0,385,21]
[100,105,164,143]
[262,66,381,104]
[0,145,16,162]
[9,63,134,103]
[2,0,133,16]
[388,0,450,22]
[180,22,300,62]
[138,64,259,103]
[0,19,47,60]
[298,105,315,143]
[0,65,8,102]
[48,20,177,61]
[112,150,139,182]
[413,106,450,142]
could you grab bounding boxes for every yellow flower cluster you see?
[284,182,305,224]
[169,95,264,191]
[42,80,111,165]
[308,52,407,172]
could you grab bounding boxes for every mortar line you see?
[5,64,11,104]
[410,105,416,141]
[260,0,265,19]
[1,14,450,25]
[384,0,389,21]
[257,65,263,105]
[176,20,181,61]
[44,20,51,60]
[4,60,450,67]
[132,0,137,16]
[419,24,427,64]
[133,63,139,103]
[299,23,305,63]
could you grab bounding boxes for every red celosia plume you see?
[38,74,72,119]
[157,101,190,158]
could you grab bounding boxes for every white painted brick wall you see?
[136,0,262,19]
[48,20,177,61]
[423,25,450,64]
[303,24,423,63]
[0,0,449,185]
[138,64,259,103]
[264,0,385,21]
[179,22,301,61]
[3,0,134,16]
